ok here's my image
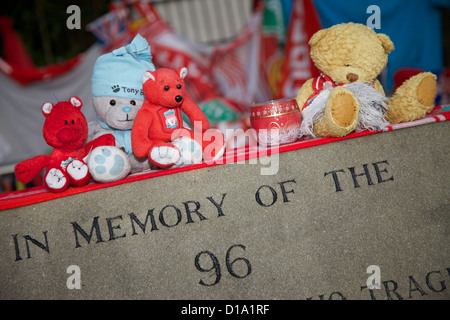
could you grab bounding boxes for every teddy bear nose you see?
[122,106,132,113]
[175,95,183,103]
[346,73,359,82]
[56,128,80,144]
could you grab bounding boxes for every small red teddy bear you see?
[132,67,225,168]
[14,97,115,192]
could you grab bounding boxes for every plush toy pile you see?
[16,24,438,192]
[15,34,226,192]
[296,22,437,138]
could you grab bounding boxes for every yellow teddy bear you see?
[296,22,437,138]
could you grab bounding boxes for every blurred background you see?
[0,0,449,192]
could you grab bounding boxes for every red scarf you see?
[302,73,342,110]
[302,73,376,110]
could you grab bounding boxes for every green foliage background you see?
[1,0,110,66]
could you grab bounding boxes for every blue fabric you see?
[97,118,133,156]
[91,34,155,100]
[280,0,293,28]
[311,0,449,91]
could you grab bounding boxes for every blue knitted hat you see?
[91,34,155,100]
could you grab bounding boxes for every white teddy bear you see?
[87,34,155,182]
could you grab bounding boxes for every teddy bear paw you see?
[88,146,131,183]
[149,145,181,168]
[311,87,360,137]
[387,72,437,123]
[67,159,89,179]
[330,87,359,128]
[45,168,69,192]
[66,159,90,186]
[416,73,437,107]
[171,136,203,167]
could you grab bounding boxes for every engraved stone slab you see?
[0,122,448,300]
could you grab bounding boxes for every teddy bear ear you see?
[377,33,394,54]
[178,67,188,79]
[69,96,83,109]
[41,102,54,117]
[308,28,328,47]
[143,71,156,83]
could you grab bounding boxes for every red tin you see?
[250,98,302,146]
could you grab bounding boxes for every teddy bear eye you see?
[345,64,351,67]
[65,120,68,125]
[130,100,136,106]
[109,100,116,106]
[164,85,170,91]
[177,84,182,89]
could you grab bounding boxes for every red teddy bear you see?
[14,97,114,192]
[131,67,225,168]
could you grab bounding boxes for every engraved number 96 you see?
[195,244,252,286]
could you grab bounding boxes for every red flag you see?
[277,0,322,99]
